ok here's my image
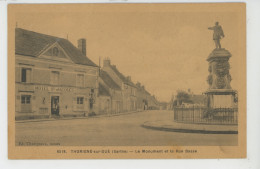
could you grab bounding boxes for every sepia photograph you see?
[8,3,246,159]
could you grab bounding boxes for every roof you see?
[98,83,110,96]
[190,95,206,104]
[100,70,121,90]
[15,28,97,67]
[135,84,151,95]
[109,65,136,88]
[144,89,151,96]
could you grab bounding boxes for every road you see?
[15,110,237,146]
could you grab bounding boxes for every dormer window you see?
[53,47,59,56]
[41,45,66,58]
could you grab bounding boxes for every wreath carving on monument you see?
[215,60,230,77]
[216,76,225,89]
[214,61,230,89]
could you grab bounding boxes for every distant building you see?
[189,94,207,107]
[148,95,160,110]
[168,94,176,110]
[179,94,207,108]
[135,82,148,111]
[135,82,159,110]
[102,59,137,112]
[98,70,123,114]
[15,28,99,120]
[97,83,111,115]
[159,102,168,110]
[170,90,207,108]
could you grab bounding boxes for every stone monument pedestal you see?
[205,48,236,109]
[205,89,236,108]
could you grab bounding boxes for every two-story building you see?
[135,82,148,111]
[98,70,123,115]
[147,95,160,110]
[102,59,137,112]
[15,28,99,120]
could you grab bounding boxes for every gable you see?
[42,46,66,58]
[109,65,136,88]
[99,83,110,96]
[100,70,121,90]
[38,42,73,63]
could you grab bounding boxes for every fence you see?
[174,106,238,125]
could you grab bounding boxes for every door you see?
[51,96,60,115]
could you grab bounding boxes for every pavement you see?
[15,110,238,146]
[142,120,238,134]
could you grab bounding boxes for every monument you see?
[205,22,237,109]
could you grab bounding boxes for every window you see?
[21,68,32,83]
[76,74,84,87]
[53,47,59,56]
[21,95,31,104]
[50,71,60,85]
[77,97,84,104]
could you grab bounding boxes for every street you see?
[15,110,237,146]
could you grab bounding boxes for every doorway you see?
[51,96,60,115]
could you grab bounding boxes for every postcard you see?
[8,3,246,159]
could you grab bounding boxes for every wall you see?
[15,54,99,118]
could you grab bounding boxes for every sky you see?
[12,4,244,102]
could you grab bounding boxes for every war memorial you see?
[172,22,238,126]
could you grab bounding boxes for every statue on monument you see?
[208,22,225,49]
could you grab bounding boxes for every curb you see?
[16,111,140,123]
[141,123,238,134]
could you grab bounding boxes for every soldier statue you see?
[208,22,225,49]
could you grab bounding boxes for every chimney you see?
[103,58,111,67]
[136,82,141,87]
[78,38,86,56]
[126,76,131,81]
[141,85,145,90]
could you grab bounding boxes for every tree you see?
[175,90,193,106]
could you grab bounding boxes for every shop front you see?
[16,84,96,120]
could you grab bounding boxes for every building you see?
[135,82,148,111]
[168,94,176,110]
[189,94,207,107]
[148,95,160,110]
[98,70,123,115]
[15,28,99,120]
[158,102,168,110]
[135,82,160,110]
[97,83,111,115]
[102,59,137,112]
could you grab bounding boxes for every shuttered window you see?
[21,95,31,104]
[21,68,32,83]
[76,74,84,87]
[76,97,84,110]
[50,71,60,85]
[77,97,84,104]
